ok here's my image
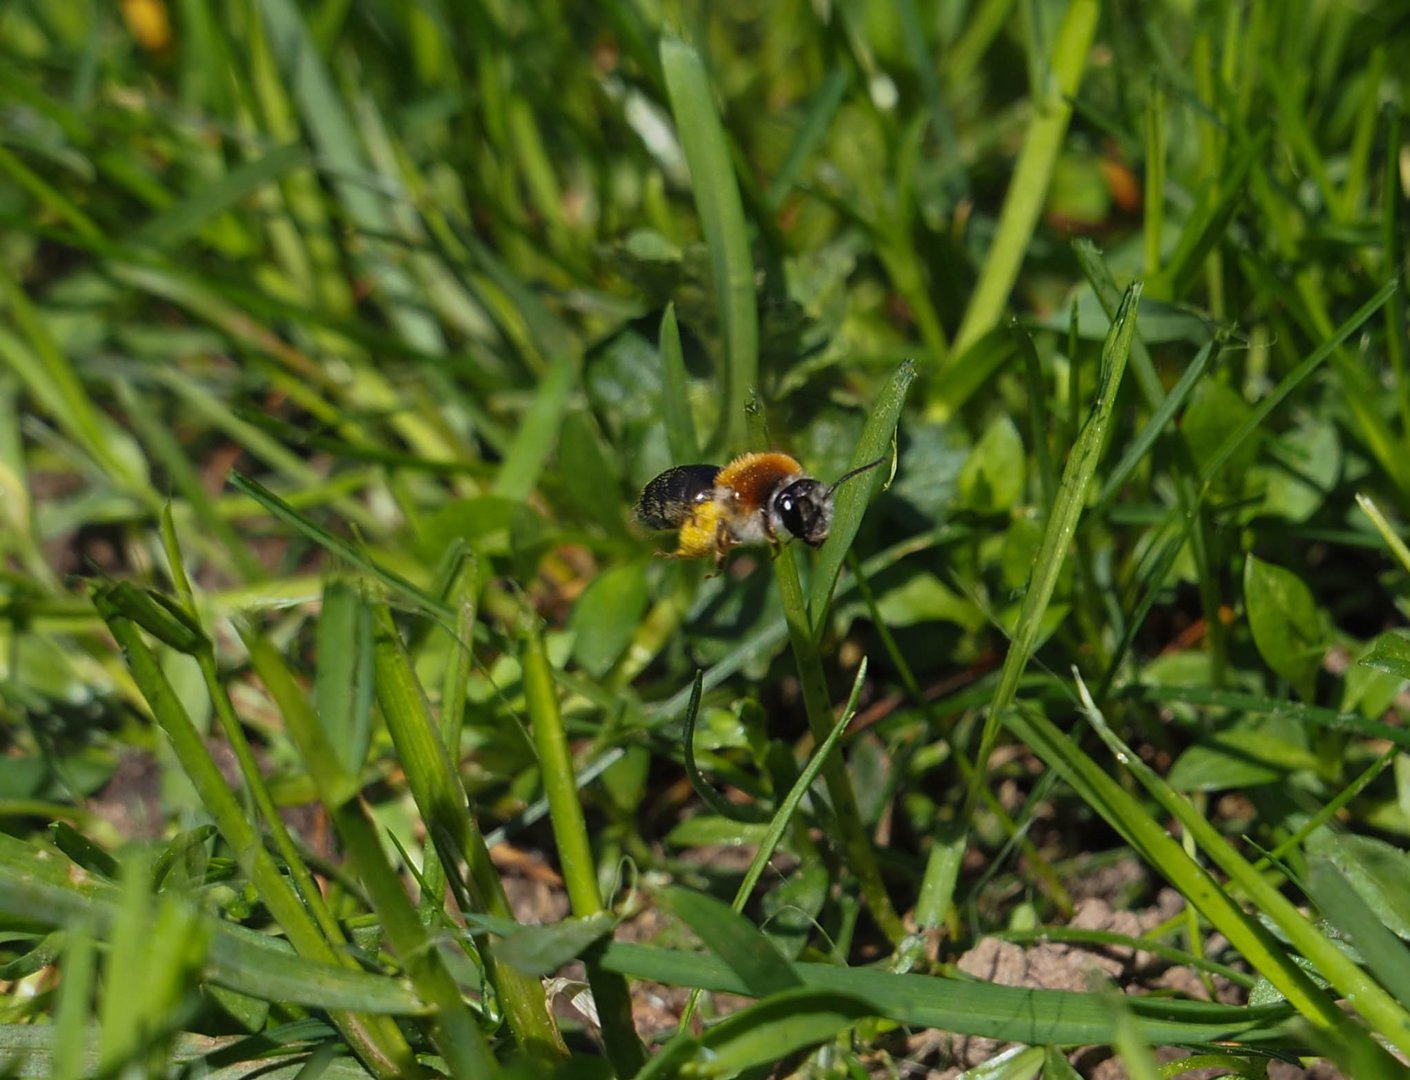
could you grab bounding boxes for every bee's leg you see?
[762,512,791,560]
[752,510,781,560]
[708,523,735,576]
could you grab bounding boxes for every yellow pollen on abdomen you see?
[672,502,723,559]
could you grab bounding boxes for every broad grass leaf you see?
[957,413,1025,512]
[556,410,628,538]
[1254,419,1340,522]
[1184,380,1257,484]
[315,581,374,777]
[761,861,827,960]
[491,914,616,976]
[695,987,873,1075]
[1359,632,1410,681]
[664,887,801,997]
[1167,721,1320,791]
[1244,554,1323,701]
[1305,832,1410,940]
[568,561,650,678]
[599,937,1295,1046]
[631,989,872,1080]
[875,572,986,631]
[1306,856,1410,1010]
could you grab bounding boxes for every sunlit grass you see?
[1,1,1408,1076]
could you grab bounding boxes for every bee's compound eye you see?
[773,479,830,544]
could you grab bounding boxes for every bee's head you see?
[767,455,888,546]
[768,478,833,546]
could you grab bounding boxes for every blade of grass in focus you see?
[966,283,1140,819]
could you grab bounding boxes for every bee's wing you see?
[635,465,722,530]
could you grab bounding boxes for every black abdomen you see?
[635,464,721,529]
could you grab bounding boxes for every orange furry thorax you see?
[713,452,805,512]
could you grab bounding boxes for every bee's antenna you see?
[827,454,888,495]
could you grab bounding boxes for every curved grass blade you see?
[521,628,644,1076]
[678,660,867,1027]
[775,545,903,942]
[808,359,916,628]
[660,35,757,455]
[93,588,420,1077]
[0,848,426,1016]
[694,987,874,1075]
[228,471,452,622]
[665,887,802,999]
[681,669,757,823]
[735,658,865,909]
[1070,676,1410,1065]
[966,283,1139,819]
[600,941,1297,1047]
[245,620,500,1077]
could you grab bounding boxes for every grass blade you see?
[808,359,916,625]
[661,35,758,455]
[658,303,700,463]
[84,590,419,1077]
[243,618,500,1077]
[966,283,1139,817]
[949,0,1100,360]
[1072,677,1410,1065]
[521,627,644,1076]
[253,0,445,356]
[600,940,1297,1046]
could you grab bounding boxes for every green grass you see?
[1,1,1409,1077]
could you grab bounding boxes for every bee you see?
[635,451,886,570]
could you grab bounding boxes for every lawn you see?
[1,1,1409,1077]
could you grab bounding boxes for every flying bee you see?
[635,451,886,570]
